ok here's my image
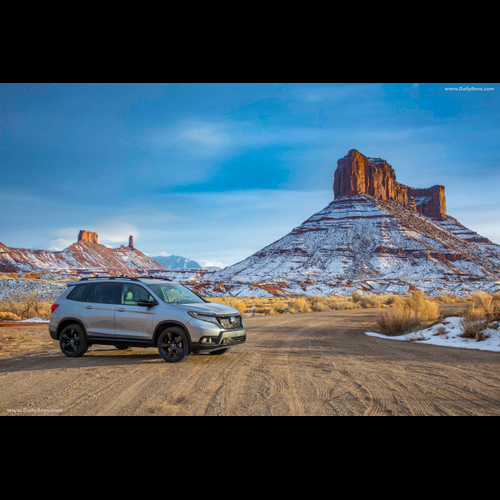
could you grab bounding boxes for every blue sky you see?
[0,83,498,267]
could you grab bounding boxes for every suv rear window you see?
[87,283,122,305]
[67,284,92,302]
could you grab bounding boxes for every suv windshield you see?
[148,283,205,304]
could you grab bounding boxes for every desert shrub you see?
[232,301,247,316]
[0,291,51,320]
[358,295,385,308]
[288,298,311,314]
[308,296,332,312]
[435,326,448,336]
[385,295,398,305]
[470,292,498,316]
[352,292,362,303]
[329,298,355,310]
[377,291,439,336]
[0,311,21,321]
[460,307,489,341]
[435,292,461,304]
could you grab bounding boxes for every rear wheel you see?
[60,324,88,358]
[158,327,190,363]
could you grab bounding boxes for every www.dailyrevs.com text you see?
[6,408,63,414]
[444,87,495,92]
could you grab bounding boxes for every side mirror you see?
[137,299,155,307]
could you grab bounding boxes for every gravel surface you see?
[1,305,500,416]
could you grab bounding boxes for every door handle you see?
[117,308,125,312]
[86,305,93,309]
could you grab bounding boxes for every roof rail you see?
[78,274,172,282]
[144,275,172,281]
[79,275,140,282]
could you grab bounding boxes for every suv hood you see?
[176,302,239,316]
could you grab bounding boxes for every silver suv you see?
[49,277,246,363]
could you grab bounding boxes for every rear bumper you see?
[191,328,246,352]
[49,326,57,340]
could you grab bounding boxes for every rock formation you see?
[129,235,134,249]
[210,149,500,296]
[334,149,446,220]
[78,230,99,244]
[0,232,165,275]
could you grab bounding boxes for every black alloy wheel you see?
[158,327,190,363]
[59,324,88,357]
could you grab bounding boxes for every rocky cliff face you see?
[334,150,446,220]
[0,232,165,275]
[209,149,500,296]
[78,230,99,244]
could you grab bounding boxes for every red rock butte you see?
[78,230,99,244]
[334,149,446,220]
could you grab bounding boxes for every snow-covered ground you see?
[366,317,500,352]
[0,318,51,323]
[0,278,69,301]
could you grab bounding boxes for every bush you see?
[308,296,332,312]
[460,307,489,341]
[0,311,21,321]
[377,291,439,336]
[232,301,247,316]
[288,298,311,314]
[470,292,498,316]
[0,291,51,320]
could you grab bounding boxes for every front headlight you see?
[188,311,220,326]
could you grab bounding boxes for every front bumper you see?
[191,328,246,352]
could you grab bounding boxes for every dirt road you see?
[1,306,500,416]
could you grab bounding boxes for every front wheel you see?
[60,324,88,358]
[158,327,191,363]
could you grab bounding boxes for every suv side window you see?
[67,284,92,302]
[88,283,122,305]
[121,284,155,306]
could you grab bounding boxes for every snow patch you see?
[366,317,500,352]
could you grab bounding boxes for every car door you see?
[114,283,157,341]
[83,282,121,339]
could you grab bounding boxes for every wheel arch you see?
[56,317,87,340]
[153,321,192,347]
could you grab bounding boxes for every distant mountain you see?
[150,255,201,269]
[0,231,165,276]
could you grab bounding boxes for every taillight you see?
[51,304,60,314]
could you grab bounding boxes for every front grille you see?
[222,335,246,346]
[218,316,242,330]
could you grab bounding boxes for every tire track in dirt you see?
[2,308,500,416]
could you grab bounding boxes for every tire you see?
[115,346,130,350]
[157,327,191,363]
[209,348,230,356]
[59,324,88,358]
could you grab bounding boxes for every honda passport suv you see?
[49,276,246,363]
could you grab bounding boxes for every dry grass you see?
[433,292,468,304]
[460,308,490,341]
[456,293,500,342]
[0,292,52,320]
[377,290,440,336]
[352,292,397,308]
[469,292,499,316]
[210,294,402,316]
